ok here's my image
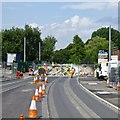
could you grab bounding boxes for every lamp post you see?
[77,59,81,81]
[108,25,111,85]
[39,42,41,62]
[24,37,26,62]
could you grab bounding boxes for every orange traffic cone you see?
[28,96,37,118]
[35,76,38,83]
[116,81,120,91]
[40,81,43,87]
[33,77,36,84]
[35,86,39,101]
[38,85,43,98]
[44,75,48,84]
[42,83,46,95]
[105,79,110,87]
[39,76,42,82]
[20,114,24,120]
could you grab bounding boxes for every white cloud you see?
[2,0,120,2]
[62,2,118,11]
[29,15,117,50]
[29,23,39,28]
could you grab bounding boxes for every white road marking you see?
[0,85,22,94]
[97,91,111,94]
[0,77,32,87]
[77,79,120,112]
[88,82,98,85]
[21,89,34,92]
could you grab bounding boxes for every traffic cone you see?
[28,96,37,118]
[35,86,39,101]
[105,79,110,87]
[39,76,42,82]
[116,81,120,91]
[33,77,36,84]
[42,83,46,95]
[40,81,43,87]
[20,114,24,120]
[44,75,48,84]
[38,86,43,98]
[35,76,38,83]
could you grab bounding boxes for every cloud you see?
[2,0,120,2]
[29,15,117,50]
[62,2,118,11]
[29,23,39,28]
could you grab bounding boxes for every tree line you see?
[1,25,120,64]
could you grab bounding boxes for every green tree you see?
[69,35,85,64]
[2,25,42,61]
[24,25,42,61]
[52,49,71,64]
[42,36,57,62]
[2,27,24,61]
[85,36,109,64]
[91,27,120,50]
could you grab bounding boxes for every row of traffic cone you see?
[33,74,48,84]
[28,83,46,118]
[105,79,120,91]
[20,74,48,119]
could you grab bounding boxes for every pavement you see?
[0,72,32,82]
[78,76,120,109]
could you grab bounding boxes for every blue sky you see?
[2,2,118,49]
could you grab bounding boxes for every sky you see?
[2,1,119,50]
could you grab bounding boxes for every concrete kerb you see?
[77,78,120,113]
[42,78,57,118]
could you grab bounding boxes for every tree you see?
[2,27,24,61]
[2,25,42,61]
[42,36,57,62]
[69,35,85,64]
[84,36,109,64]
[91,27,120,50]
[24,25,42,61]
[52,48,71,64]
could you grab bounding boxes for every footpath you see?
[78,76,120,110]
[0,68,31,82]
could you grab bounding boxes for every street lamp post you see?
[39,42,41,62]
[108,25,111,84]
[24,37,26,62]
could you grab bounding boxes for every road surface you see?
[48,77,119,119]
[2,76,119,119]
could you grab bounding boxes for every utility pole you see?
[109,25,111,61]
[24,37,26,62]
[108,25,111,85]
[39,42,41,62]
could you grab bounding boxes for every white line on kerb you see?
[77,78,120,112]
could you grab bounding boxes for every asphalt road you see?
[48,76,119,119]
[2,76,120,119]
[2,76,58,119]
